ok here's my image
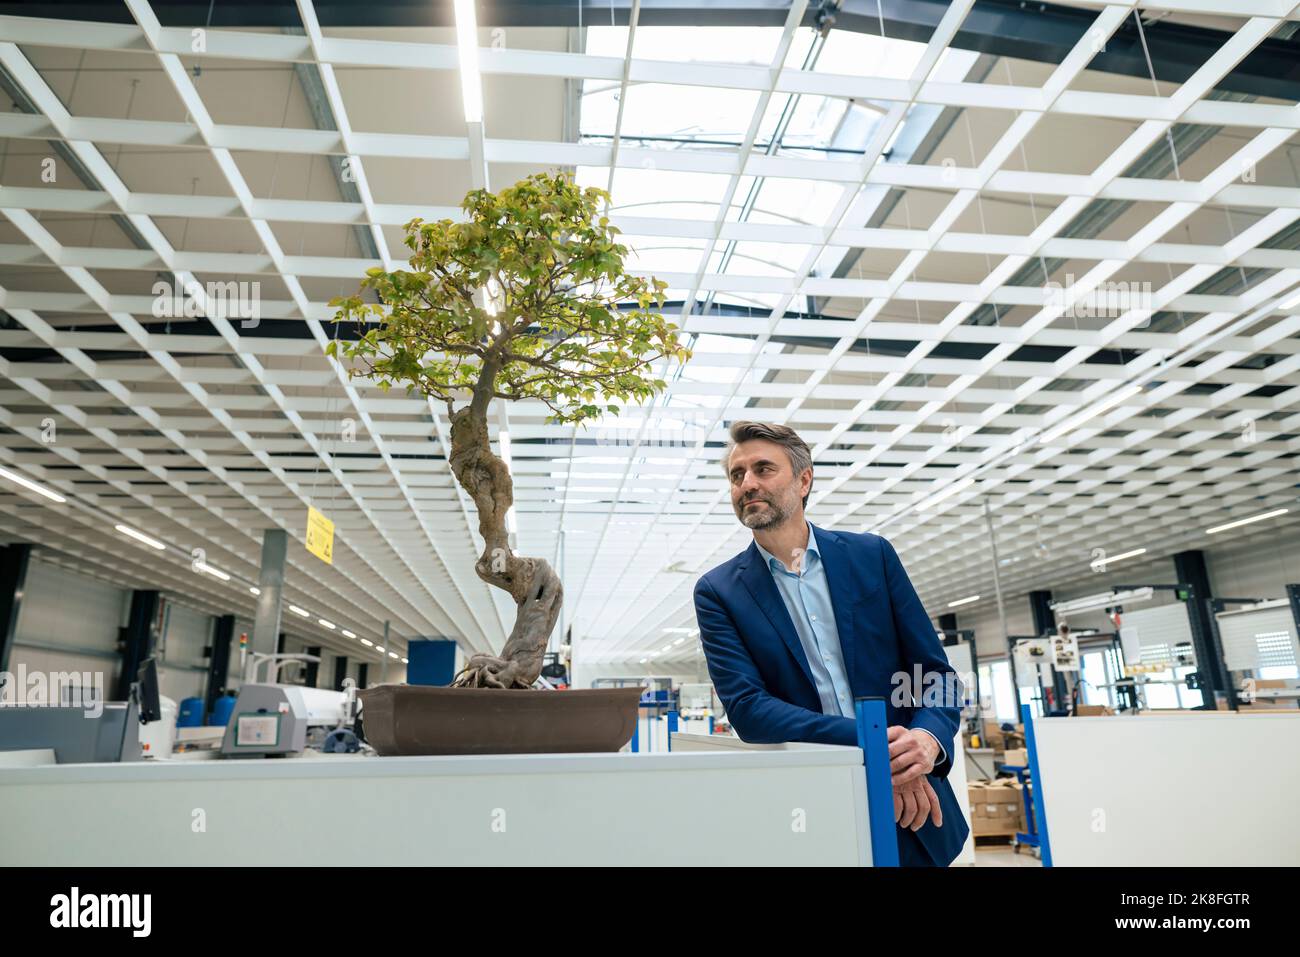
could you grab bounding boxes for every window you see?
[988,659,1017,723]
[1081,651,1111,707]
[1255,630,1299,679]
[1259,664,1300,680]
[977,664,993,713]
[1019,686,1043,719]
[1174,665,1203,708]
[1142,669,1180,710]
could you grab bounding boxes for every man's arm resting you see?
[694,577,857,747]
[881,536,962,778]
[914,728,947,766]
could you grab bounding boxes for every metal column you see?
[116,590,161,700]
[1171,550,1228,709]
[251,529,288,665]
[304,646,321,687]
[205,614,235,714]
[1029,591,1067,709]
[982,498,1012,659]
[0,543,31,673]
[1028,591,1056,636]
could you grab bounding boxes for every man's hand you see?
[888,725,940,786]
[893,775,943,831]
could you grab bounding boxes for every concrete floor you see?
[973,844,1043,867]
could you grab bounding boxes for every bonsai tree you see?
[329,173,690,689]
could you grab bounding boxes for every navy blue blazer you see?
[693,524,969,867]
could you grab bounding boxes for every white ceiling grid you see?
[0,1,1295,671]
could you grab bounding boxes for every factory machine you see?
[0,657,160,764]
[216,653,358,758]
[1,652,360,765]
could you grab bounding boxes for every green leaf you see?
[327,171,690,424]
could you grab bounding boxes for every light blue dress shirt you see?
[755,523,946,764]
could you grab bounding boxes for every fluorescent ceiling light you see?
[195,562,231,582]
[116,524,166,551]
[916,476,974,512]
[662,627,696,634]
[1049,587,1154,617]
[318,618,336,630]
[401,657,409,665]
[1205,508,1289,535]
[360,638,374,647]
[639,658,648,664]
[1041,384,1142,443]
[288,604,310,618]
[948,594,979,607]
[672,637,686,645]
[453,0,483,123]
[388,651,399,659]
[249,586,261,596]
[1090,547,1146,569]
[341,629,357,639]
[376,645,386,653]
[0,466,66,504]
[1279,289,1300,311]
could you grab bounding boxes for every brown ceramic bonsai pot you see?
[358,685,643,756]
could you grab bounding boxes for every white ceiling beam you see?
[6,13,1299,126]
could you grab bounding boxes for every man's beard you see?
[737,493,793,530]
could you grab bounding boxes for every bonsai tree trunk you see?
[447,363,562,689]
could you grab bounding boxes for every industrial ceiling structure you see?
[0,0,1297,672]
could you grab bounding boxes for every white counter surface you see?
[0,743,872,866]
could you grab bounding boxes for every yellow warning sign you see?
[305,506,335,565]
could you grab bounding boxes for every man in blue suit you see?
[694,421,969,867]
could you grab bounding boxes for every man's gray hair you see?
[721,420,814,507]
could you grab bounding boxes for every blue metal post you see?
[630,712,639,753]
[855,697,899,867]
[1020,703,1054,867]
[667,709,678,751]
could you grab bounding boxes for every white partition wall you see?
[1117,603,1195,668]
[0,748,871,866]
[1216,601,1300,676]
[946,731,976,866]
[1031,713,1300,866]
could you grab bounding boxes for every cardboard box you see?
[1075,704,1114,716]
[967,781,1023,834]
[1002,747,1028,767]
